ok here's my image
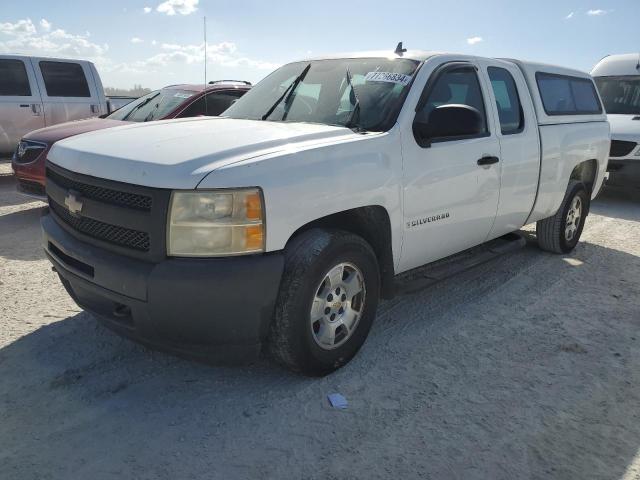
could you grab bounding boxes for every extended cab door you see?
[0,56,44,155]
[398,60,501,272]
[477,59,540,239]
[31,59,102,126]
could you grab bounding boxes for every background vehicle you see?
[0,54,137,157]
[12,82,250,197]
[41,50,609,375]
[592,53,640,187]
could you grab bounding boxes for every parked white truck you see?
[0,54,135,156]
[42,49,609,375]
[592,53,640,186]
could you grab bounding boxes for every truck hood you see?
[607,114,640,142]
[48,117,358,188]
[24,117,128,144]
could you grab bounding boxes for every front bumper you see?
[607,159,640,187]
[42,213,284,364]
[11,150,47,199]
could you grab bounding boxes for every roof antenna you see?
[395,42,407,56]
[203,16,208,115]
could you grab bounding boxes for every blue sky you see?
[1,0,638,89]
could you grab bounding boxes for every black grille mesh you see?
[610,140,637,158]
[50,199,150,252]
[14,147,45,164]
[47,168,152,211]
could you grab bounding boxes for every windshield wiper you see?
[262,63,311,121]
[343,67,366,133]
[121,93,160,121]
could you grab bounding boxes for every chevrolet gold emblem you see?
[64,190,83,215]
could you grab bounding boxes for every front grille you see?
[14,146,45,164]
[610,140,637,158]
[50,200,150,251]
[17,179,45,197]
[45,163,171,261]
[47,168,152,211]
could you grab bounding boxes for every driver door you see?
[398,61,501,272]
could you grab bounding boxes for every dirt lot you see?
[1,164,639,480]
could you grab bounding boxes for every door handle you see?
[31,104,42,116]
[90,104,100,114]
[477,156,499,166]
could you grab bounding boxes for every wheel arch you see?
[570,158,598,194]
[284,205,396,299]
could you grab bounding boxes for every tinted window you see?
[178,90,246,118]
[536,73,602,115]
[416,66,488,134]
[488,67,524,134]
[39,61,91,97]
[0,59,31,96]
[595,76,640,115]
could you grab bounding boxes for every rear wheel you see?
[268,229,380,376]
[536,180,589,253]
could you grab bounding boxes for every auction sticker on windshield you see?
[365,72,412,86]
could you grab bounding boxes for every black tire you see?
[268,229,380,376]
[536,180,590,254]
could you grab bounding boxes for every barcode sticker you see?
[364,72,412,86]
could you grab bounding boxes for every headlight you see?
[168,188,265,256]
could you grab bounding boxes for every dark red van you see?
[12,81,251,197]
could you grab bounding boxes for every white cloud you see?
[565,12,574,19]
[120,40,278,73]
[39,18,52,32]
[131,37,143,44]
[143,6,152,13]
[0,18,37,36]
[467,36,483,45]
[157,0,198,16]
[151,39,157,46]
[0,19,108,61]
[587,9,608,16]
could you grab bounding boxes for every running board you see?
[395,232,526,295]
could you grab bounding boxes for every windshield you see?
[223,58,420,131]
[107,88,196,122]
[595,76,640,115]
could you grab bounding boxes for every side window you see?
[536,72,602,115]
[205,90,246,115]
[39,61,91,97]
[488,67,524,134]
[178,97,206,117]
[0,59,31,96]
[417,68,487,132]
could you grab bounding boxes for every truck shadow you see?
[1,237,639,479]
[0,205,47,261]
[591,185,640,222]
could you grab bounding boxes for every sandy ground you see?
[1,167,639,479]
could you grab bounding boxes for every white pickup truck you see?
[42,49,610,375]
[0,54,135,156]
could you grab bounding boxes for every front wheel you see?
[267,229,380,376]
[536,180,590,253]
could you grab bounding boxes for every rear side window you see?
[0,59,31,96]
[536,72,602,115]
[178,90,247,118]
[488,67,524,134]
[39,61,91,97]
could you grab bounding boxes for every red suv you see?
[12,81,251,197]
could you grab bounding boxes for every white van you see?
[592,53,640,186]
[0,55,132,156]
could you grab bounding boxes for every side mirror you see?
[414,104,483,145]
